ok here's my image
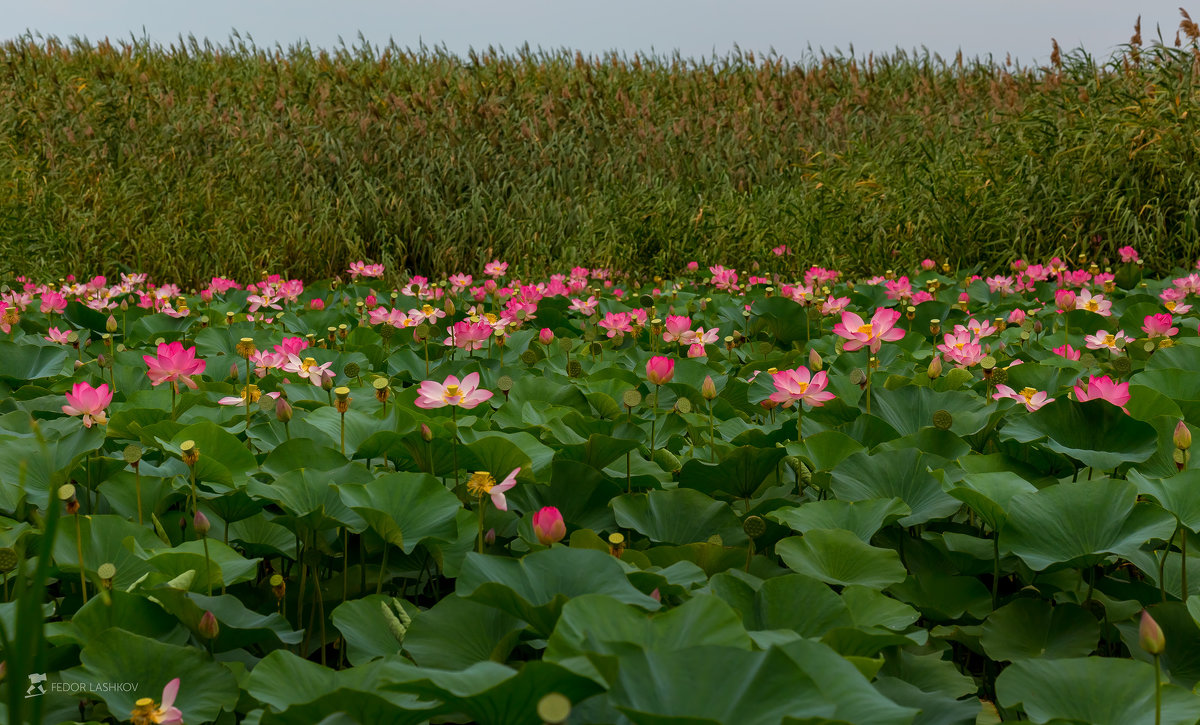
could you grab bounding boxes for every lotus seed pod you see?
[97,562,116,586]
[990,367,1008,386]
[980,355,996,371]
[652,448,681,473]
[607,532,625,556]
[497,375,514,392]
[639,294,654,308]
[0,548,17,572]
[123,444,143,464]
[849,368,867,387]
[520,350,538,365]
[743,515,766,539]
[343,362,360,379]
[270,574,286,599]
[567,360,583,378]
[1079,353,1097,368]
[932,409,953,430]
[622,389,643,408]
[589,341,604,356]
[674,398,692,414]
[1113,356,1132,375]
[378,324,395,341]
[180,440,199,467]
[537,693,572,725]
[706,534,724,546]
[1139,610,1166,655]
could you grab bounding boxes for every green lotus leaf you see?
[768,498,910,542]
[997,399,1157,471]
[339,471,461,554]
[1130,469,1200,533]
[0,340,69,381]
[149,587,302,650]
[612,488,747,546]
[678,444,788,499]
[403,593,525,669]
[1000,478,1177,571]
[871,384,991,436]
[946,471,1038,532]
[996,656,1200,725]
[979,598,1100,662]
[830,448,961,526]
[777,530,906,589]
[328,594,415,666]
[247,468,368,533]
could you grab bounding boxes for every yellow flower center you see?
[1020,387,1038,403]
[135,699,154,708]
[467,471,496,497]
[857,324,874,336]
[1085,300,1099,311]
[241,384,262,403]
[1166,301,1178,312]
[301,357,317,372]
[444,384,461,398]
[483,312,498,324]
[796,382,809,393]
[422,304,435,316]
[954,342,965,350]
[1103,334,1115,346]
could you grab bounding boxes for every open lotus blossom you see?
[129,677,182,725]
[1075,289,1112,316]
[415,372,493,409]
[833,307,905,353]
[348,261,385,278]
[993,384,1054,411]
[282,355,335,387]
[1119,245,1140,263]
[144,341,206,389]
[62,382,112,427]
[484,260,509,277]
[217,385,281,406]
[467,467,518,511]
[1073,374,1131,410]
[598,311,633,338]
[45,326,72,344]
[662,315,692,342]
[1083,329,1132,352]
[1142,313,1179,339]
[769,366,836,408]
[1052,344,1082,360]
[444,319,494,350]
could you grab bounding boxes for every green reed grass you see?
[3,17,1200,284]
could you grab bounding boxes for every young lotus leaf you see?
[1000,478,1177,571]
[776,529,907,589]
[996,656,1200,725]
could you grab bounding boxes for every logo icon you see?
[26,673,46,698]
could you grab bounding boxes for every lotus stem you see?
[74,512,87,604]
[1154,654,1162,725]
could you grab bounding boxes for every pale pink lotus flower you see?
[217,387,281,406]
[1008,308,1027,325]
[45,327,72,344]
[1083,329,1131,352]
[348,261,385,278]
[410,304,447,325]
[484,260,509,278]
[681,327,719,346]
[598,311,633,338]
[130,677,183,725]
[993,384,1054,412]
[282,355,334,387]
[414,372,494,409]
[687,343,707,358]
[769,367,836,408]
[449,273,473,291]
[62,382,112,427]
[646,357,675,386]
[1075,289,1112,316]
[470,468,518,511]
[662,315,692,343]
[144,341,206,390]
[1142,313,1179,339]
[821,296,851,316]
[1073,374,1131,410]
[833,307,905,353]
[569,296,599,316]
[250,351,288,377]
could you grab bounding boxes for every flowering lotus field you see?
[5,251,1200,724]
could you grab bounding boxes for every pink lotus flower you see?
[444,319,494,350]
[1142,313,1179,339]
[1083,329,1131,352]
[144,341,206,390]
[538,328,555,344]
[833,307,905,353]
[568,296,599,316]
[1119,245,1140,263]
[45,327,72,344]
[646,356,675,386]
[598,311,633,338]
[1054,289,1077,312]
[348,261,385,278]
[993,384,1054,411]
[39,291,67,315]
[1073,374,1131,409]
[662,315,692,343]
[533,506,566,545]
[920,258,936,271]
[769,366,836,408]
[217,386,281,406]
[820,296,851,316]
[772,245,791,256]
[62,382,112,427]
[484,260,509,278]
[1052,344,1082,360]
[1075,289,1112,316]
[282,355,334,387]
[415,372,494,409]
[468,467,518,511]
[130,677,183,725]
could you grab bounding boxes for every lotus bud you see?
[539,328,554,345]
[275,397,293,423]
[532,506,567,546]
[193,510,211,536]
[198,610,220,639]
[229,362,240,379]
[927,356,943,379]
[322,376,335,392]
[105,314,118,333]
[1139,610,1166,655]
[444,297,456,317]
[701,375,718,401]
[808,348,823,372]
[1175,421,1192,451]
[484,528,496,545]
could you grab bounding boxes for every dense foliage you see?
[5,16,1200,283]
[2,253,1200,723]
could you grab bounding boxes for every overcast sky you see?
[5,1,1194,65]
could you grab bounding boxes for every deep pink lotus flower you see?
[646,356,675,386]
[348,261,385,278]
[62,382,112,427]
[533,506,566,545]
[833,307,905,353]
[993,384,1054,412]
[444,319,493,350]
[144,341,206,390]
[45,327,72,344]
[39,291,67,315]
[1073,374,1131,409]
[484,260,509,278]
[1052,344,1082,360]
[1142,313,1179,339]
[1119,245,1141,264]
[769,367,836,408]
[415,372,493,409]
[538,328,554,345]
